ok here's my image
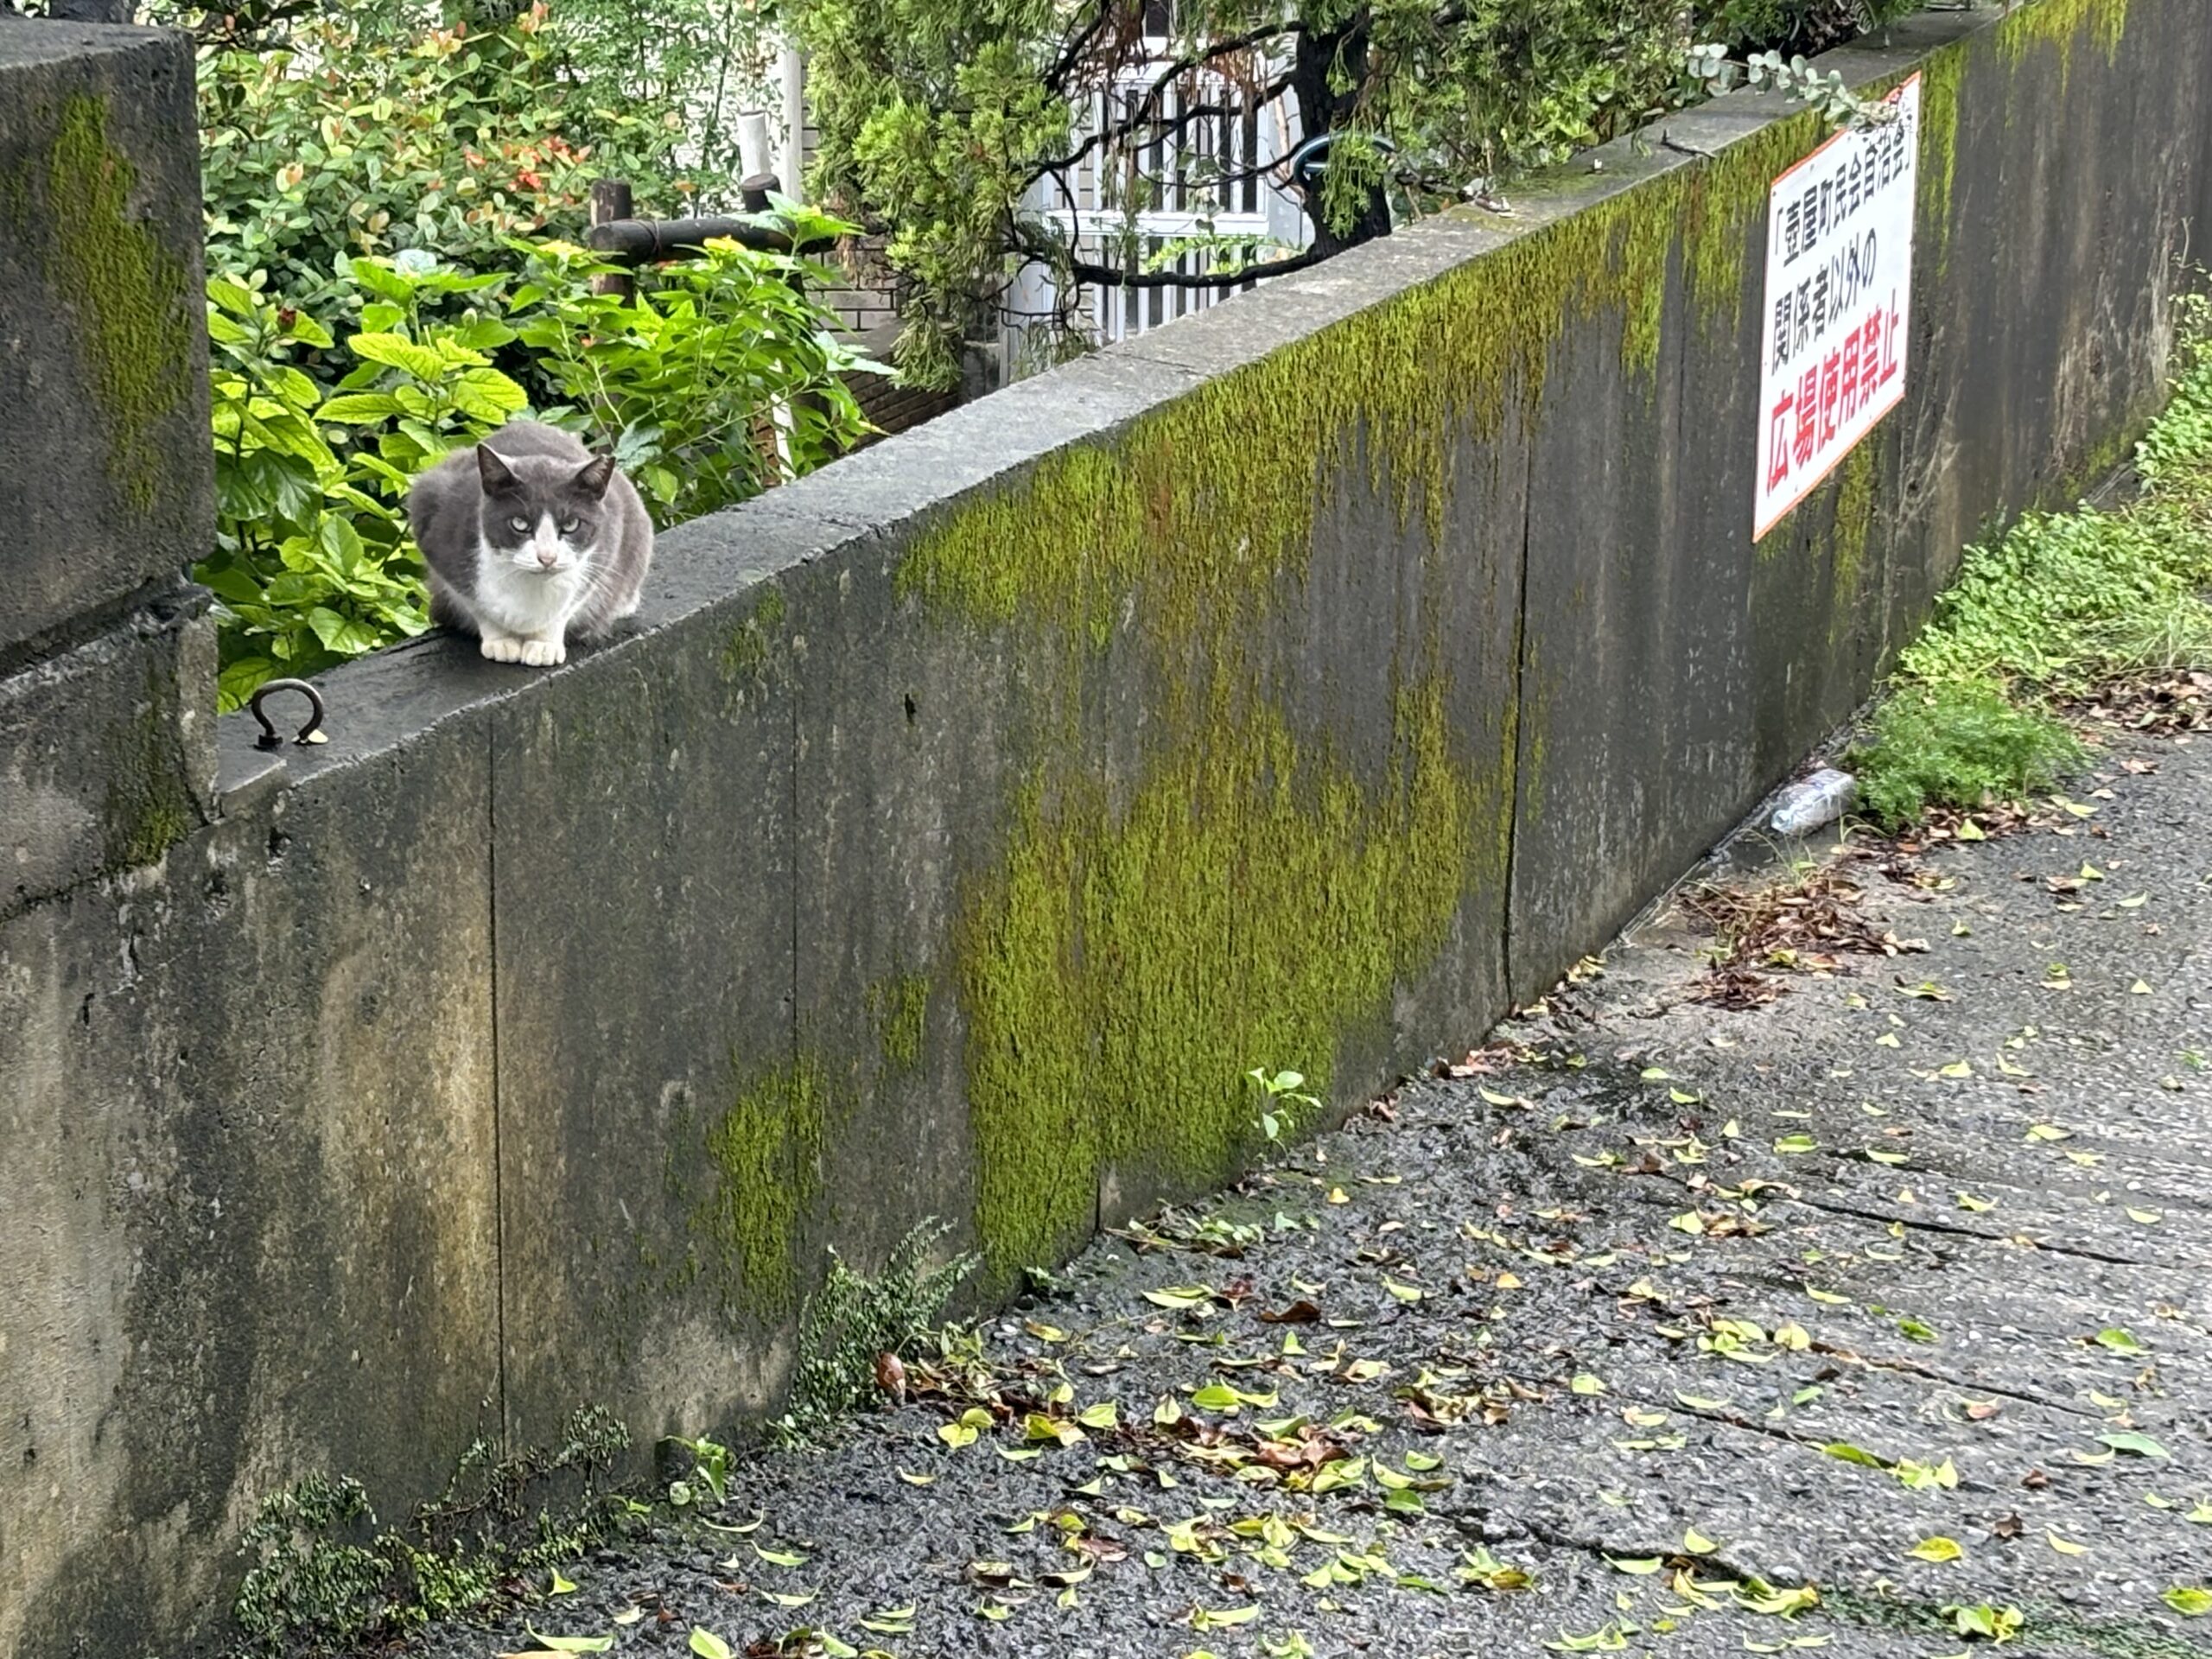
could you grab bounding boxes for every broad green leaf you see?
[349,331,448,379]
[1143,1286,1214,1311]
[450,367,530,424]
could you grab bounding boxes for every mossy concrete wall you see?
[6,2,2209,1654]
[1,21,216,914]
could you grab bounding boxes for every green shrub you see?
[192,7,693,315]
[773,1220,976,1446]
[1847,682,2084,830]
[515,226,885,525]
[196,259,524,707]
[1885,336,2212,702]
[1846,299,2212,830]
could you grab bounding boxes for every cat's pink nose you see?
[537,546,558,569]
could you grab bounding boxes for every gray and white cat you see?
[408,420,653,665]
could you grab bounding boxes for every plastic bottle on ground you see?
[1768,767,1856,836]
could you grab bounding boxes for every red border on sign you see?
[1751,72,1920,544]
[1754,367,1910,543]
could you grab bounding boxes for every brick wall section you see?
[842,322,958,450]
[814,233,898,335]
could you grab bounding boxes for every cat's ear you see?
[573,454,617,499]
[477,443,519,493]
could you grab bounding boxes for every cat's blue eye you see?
[508,516,530,533]
[558,517,580,533]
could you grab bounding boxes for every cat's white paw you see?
[519,638,566,666]
[480,634,525,663]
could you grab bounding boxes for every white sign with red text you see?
[1753,74,1921,541]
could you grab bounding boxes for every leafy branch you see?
[1682,45,1902,129]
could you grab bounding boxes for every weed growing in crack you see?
[772,1219,976,1446]
[1247,1066,1322,1143]
[230,1406,632,1656]
[661,1432,733,1511]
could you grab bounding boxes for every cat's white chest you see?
[473,538,583,636]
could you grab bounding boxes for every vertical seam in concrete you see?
[489,717,509,1446]
[788,627,802,1119]
[1501,423,1537,1001]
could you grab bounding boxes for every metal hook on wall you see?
[249,679,327,751]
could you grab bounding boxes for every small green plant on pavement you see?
[1247,1067,1323,1144]
[772,1220,976,1446]
[1849,683,2083,830]
[661,1433,733,1510]
[232,1407,631,1655]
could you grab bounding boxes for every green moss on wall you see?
[2050,401,2152,508]
[693,1051,827,1314]
[721,584,790,685]
[1900,2,2129,276]
[868,974,930,1074]
[958,671,1498,1281]
[43,97,194,512]
[901,115,1821,652]
[892,99,1862,1286]
[1827,440,1879,646]
[1997,0,2130,85]
[1910,40,1967,274]
[99,665,195,869]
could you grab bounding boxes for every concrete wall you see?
[1,20,215,913]
[5,1,2208,1652]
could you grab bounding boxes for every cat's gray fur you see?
[407,420,653,666]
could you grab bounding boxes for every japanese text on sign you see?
[1753,74,1920,542]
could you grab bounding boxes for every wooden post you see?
[588,178,634,299]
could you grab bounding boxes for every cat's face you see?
[477,446,618,575]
